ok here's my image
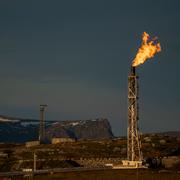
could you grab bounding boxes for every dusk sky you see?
[0,0,180,136]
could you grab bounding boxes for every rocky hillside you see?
[0,115,114,142]
[46,118,114,140]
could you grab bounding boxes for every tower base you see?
[111,160,147,169]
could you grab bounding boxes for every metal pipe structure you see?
[39,104,47,143]
[127,66,142,161]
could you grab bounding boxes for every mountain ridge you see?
[0,115,114,142]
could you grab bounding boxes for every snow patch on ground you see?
[70,122,79,126]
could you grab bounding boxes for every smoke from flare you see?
[132,32,161,67]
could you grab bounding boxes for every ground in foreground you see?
[6,169,180,180]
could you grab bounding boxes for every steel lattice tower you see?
[39,104,47,143]
[127,66,142,161]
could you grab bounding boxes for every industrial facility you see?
[113,32,161,169]
[25,32,161,170]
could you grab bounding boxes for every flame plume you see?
[132,32,161,67]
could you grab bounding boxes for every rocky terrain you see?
[0,133,180,172]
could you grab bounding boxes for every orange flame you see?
[132,32,161,67]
